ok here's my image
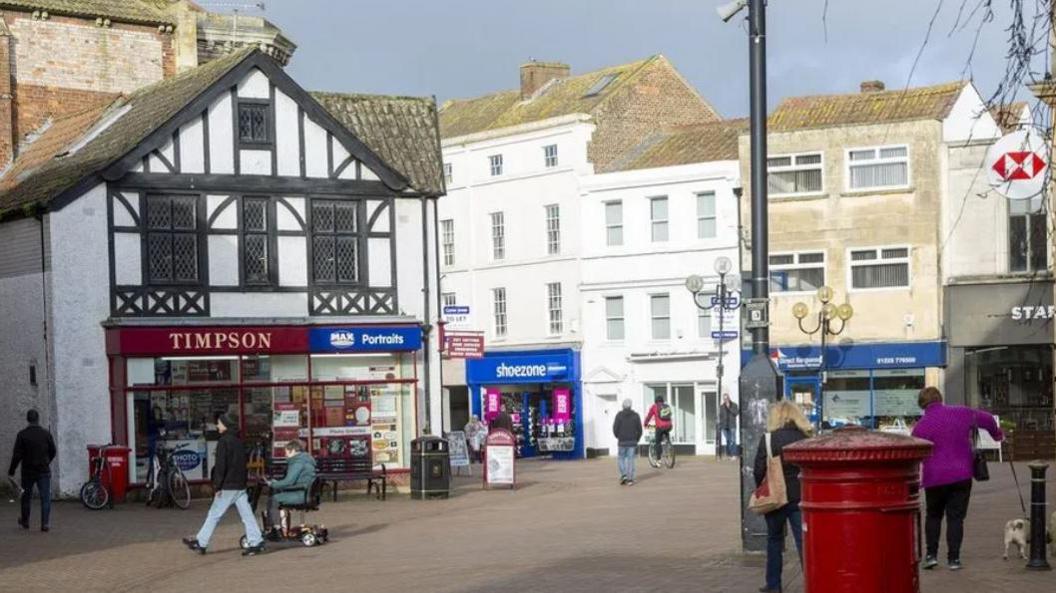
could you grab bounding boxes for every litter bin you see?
[783,426,933,593]
[410,436,450,499]
[86,444,131,503]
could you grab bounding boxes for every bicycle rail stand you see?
[1026,462,1051,570]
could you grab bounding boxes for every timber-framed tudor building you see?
[0,49,445,495]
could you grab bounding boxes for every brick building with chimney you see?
[0,0,295,168]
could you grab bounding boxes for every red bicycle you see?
[80,446,114,510]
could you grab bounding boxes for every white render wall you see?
[48,183,113,496]
[579,163,742,454]
[439,117,741,456]
[0,218,52,486]
[439,120,595,346]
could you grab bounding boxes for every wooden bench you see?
[315,457,388,501]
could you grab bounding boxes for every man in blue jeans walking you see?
[612,399,643,486]
[8,409,56,532]
[719,393,740,458]
[183,413,264,556]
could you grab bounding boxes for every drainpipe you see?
[433,197,446,433]
[420,197,432,434]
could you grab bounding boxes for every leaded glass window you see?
[238,103,270,145]
[146,195,198,284]
[312,200,359,284]
[243,197,271,285]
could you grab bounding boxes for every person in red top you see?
[643,395,674,461]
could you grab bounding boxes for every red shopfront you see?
[105,324,423,485]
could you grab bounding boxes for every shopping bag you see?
[748,433,788,515]
[971,421,989,482]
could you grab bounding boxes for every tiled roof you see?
[439,57,657,138]
[312,92,444,195]
[768,81,966,131]
[609,118,748,172]
[990,102,1029,133]
[0,1,175,25]
[0,48,253,218]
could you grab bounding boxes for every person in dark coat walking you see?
[612,399,643,485]
[718,393,740,459]
[489,404,515,435]
[7,409,56,532]
[754,400,812,593]
[183,413,264,556]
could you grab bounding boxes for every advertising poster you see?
[272,402,301,458]
[447,431,470,468]
[370,385,401,466]
[486,446,514,484]
[484,388,501,422]
[552,388,571,424]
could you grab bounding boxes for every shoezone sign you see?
[986,128,1050,201]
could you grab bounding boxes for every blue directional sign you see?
[711,293,742,309]
[711,331,739,340]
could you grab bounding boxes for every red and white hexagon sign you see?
[986,128,1050,200]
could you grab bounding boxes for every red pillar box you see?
[86,445,132,503]
[783,427,932,593]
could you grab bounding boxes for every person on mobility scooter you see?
[245,439,328,548]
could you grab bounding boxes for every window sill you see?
[840,186,915,198]
[770,193,829,202]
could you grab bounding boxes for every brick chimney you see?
[860,80,886,93]
[520,61,570,99]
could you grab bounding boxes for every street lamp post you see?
[791,286,855,427]
[686,258,741,460]
[718,0,780,553]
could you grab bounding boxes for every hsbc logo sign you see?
[986,128,1050,201]
[991,151,1046,181]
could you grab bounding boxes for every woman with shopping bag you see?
[750,400,813,593]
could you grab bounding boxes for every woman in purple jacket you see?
[911,386,1003,571]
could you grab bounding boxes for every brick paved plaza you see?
[1,457,1054,593]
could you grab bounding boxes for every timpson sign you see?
[107,326,305,356]
[168,330,273,351]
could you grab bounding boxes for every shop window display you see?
[968,345,1054,458]
[820,369,923,430]
[127,352,418,484]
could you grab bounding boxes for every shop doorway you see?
[701,389,718,449]
[785,375,820,427]
[447,386,469,432]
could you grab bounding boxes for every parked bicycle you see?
[80,446,114,510]
[145,441,191,510]
[646,428,676,469]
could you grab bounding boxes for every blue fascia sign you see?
[467,351,577,384]
[310,326,422,353]
[742,341,947,371]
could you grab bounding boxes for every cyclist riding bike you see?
[643,395,674,461]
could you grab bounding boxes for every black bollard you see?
[1026,462,1051,570]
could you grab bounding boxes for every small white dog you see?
[1004,519,1030,560]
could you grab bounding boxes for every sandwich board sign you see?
[483,429,515,489]
[447,430,471,475]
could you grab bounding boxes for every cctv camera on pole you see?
[716,0,748,22]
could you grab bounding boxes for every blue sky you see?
[238,0,1048,116]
